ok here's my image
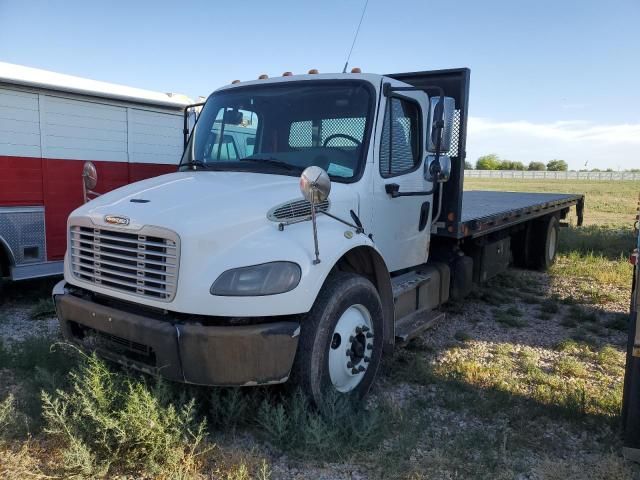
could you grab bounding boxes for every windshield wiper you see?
[181,160,210,170]
[239,157,297,171]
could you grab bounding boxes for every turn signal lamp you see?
[308,69,319,74]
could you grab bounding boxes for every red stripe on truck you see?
[0,154,177,261]
[0,155,44,205]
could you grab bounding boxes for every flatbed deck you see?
[441,190,584,239]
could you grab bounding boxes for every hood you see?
[74,171,358,235]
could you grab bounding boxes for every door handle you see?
[385,183,435,198]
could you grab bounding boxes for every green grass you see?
[493,306,527,327]
[464,178,639,227]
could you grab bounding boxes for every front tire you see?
[292,272,384,405]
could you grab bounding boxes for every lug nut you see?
[347,361,353,368]
[364,356,370,363]
[351,368,359,374]
[355,326,362,334]
[367,344,373,350]
[349,336,355,342]
[366,332,373,338]
[346,349,353,356]
[358,365,365,372]
[362,326,370,332]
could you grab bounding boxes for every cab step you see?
[395,308,445,343]
[391,271,432,300]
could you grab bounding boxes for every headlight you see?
[210,262,301,296]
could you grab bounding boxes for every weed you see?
[29,298,55,319]
[540,300,560,314]
[606,313,629,332]
[442,301,465,315]
[454,330,472,342]
[493,308,526,328]
[0,395,16,438]
[554,357,588,378]
[41,353,209,478]
[255,389,389,460]
[520,293,542,304]
[596,345,624,374]
[537,312,553,320]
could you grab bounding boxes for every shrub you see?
[41,354,208,478]
[254,389,388,460]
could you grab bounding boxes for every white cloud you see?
[466,117,640,170]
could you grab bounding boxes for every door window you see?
[379,97,421,177]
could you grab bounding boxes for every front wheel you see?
[292,272,384,405]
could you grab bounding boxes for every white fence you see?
[464,170,640,181]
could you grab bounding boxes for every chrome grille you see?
[267,199,330,222]
[69,222,179,301]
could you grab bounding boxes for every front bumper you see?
[53,282,300,386]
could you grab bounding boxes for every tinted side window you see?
[379,98,420,177]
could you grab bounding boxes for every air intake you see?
[267,199,330,222]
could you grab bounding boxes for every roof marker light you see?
[258,74,269,79]
[308,69,319,74]
[282,71,293,76]
[231,80,240,84]
[350,67,362,73]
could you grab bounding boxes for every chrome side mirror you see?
[300,166,331,265]
[427,96,455,153]
[425,155,451,183]
[300,166,331,203]
[82,161,100,203]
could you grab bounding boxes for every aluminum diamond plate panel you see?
[0,206,46,265]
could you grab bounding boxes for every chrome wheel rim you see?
[328,304,374,392]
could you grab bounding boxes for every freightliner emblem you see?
[104,215,130,226]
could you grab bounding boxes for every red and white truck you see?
[0,62,192,283]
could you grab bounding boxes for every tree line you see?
[465,154,567,171]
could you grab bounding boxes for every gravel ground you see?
[0,269,635,479]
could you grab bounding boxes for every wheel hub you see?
[328,305,374,392]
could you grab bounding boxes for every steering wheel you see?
[322,133,362,148]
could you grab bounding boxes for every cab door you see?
[370,87,432,273]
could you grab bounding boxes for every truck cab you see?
[53,69,584,404]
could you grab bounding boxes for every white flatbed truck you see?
[52,68,584,403]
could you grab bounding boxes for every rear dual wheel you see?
[531,215,559,270]
[512,215,560,271]
[293,272,384,405]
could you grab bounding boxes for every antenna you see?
[342,0,369,73]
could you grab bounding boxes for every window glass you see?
[379,98,420,177]
[204,107,257,161]
[181,81,373,182]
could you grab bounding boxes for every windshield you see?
[180,80,374,182]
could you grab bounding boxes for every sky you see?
[1,0,638,170]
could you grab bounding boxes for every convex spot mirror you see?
[427,96,455,153]
[82,161,98,190]
[300,166,331,203]
[425,155,451,183]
